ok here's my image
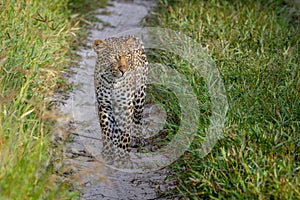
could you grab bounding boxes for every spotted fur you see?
[93,35,148,164]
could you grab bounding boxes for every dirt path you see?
[57,1,177,199]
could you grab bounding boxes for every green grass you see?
[149,0,300,199]
[0,0,105,199]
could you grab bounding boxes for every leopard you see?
[93,35,149,166]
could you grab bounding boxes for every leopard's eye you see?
[114,55,121,61]
[125,54,131,60]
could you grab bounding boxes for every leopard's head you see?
[93,36,137,78]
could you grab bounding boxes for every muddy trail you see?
[56,1,177,199]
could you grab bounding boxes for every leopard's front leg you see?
[97,87,118,164]
[112,85,135,166]
[132,64,148,147]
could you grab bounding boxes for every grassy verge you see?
[150,0,299,199]
[0,0,105,199]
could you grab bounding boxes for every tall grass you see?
[0,0,104,199]
[151,0,300,199]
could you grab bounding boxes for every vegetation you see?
[0,0,105,199]
[150,0,300,199]
[1,0,299,199]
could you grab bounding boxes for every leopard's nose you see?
[118,65,127,75]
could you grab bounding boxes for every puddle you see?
[56,0,177,199]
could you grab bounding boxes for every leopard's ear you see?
[125,37,136,45]
[93,40,107,50]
